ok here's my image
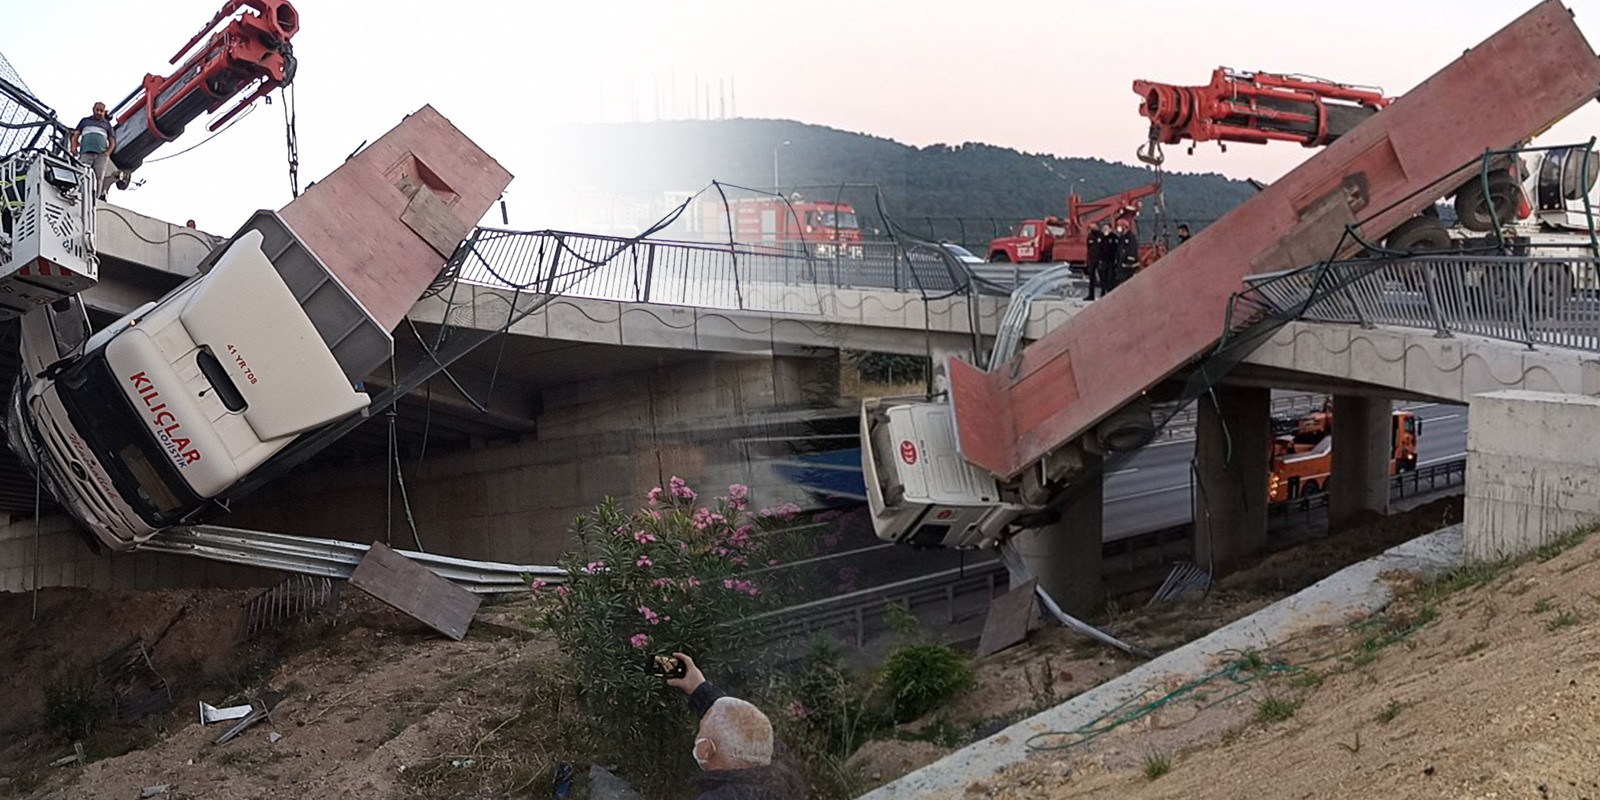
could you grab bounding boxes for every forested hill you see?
[526,118,1256,235]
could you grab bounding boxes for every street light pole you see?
[773,140,790,193]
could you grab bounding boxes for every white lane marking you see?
[1426,413,1462,422]
[1146,438,1195,449]
[1107,484,1188,503]
[1419,451,1467,466]
[1107,467,1140,477]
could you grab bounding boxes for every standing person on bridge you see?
[70,102,117,201]
[1109,220,1138,292]
[666,651,807,800]
[1086,221,1111,300]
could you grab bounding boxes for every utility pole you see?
[773,140,790,193]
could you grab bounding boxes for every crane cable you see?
[282,83,300,198]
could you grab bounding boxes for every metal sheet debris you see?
[199,700,252,725]
[349,541,481,640]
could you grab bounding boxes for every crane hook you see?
[1137,138,1165,167]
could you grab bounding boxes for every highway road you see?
[1103,401,1468,541]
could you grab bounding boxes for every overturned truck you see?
[7,106,511,550]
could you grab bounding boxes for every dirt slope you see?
[976,531,1600,799]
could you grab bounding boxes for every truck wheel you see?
[1385,216,1450,290]
[1385,216,1451,253]
[1453,173,1521,232]
[991,251,1011,263]
[1095,399,1155,453]
[1298,480,1320,499]
[1533,262,1574,309]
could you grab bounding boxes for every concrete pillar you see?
[1193,385,1270,575]
[1466,390,1600,561]
[1012,460,1104,617]
[1330,395,1393,528]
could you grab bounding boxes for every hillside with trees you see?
[525,118,1256,246]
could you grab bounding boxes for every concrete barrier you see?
[1465,390,1600,561]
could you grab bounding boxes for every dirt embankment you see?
[974,528,1600,799]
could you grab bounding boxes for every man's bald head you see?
[696,697,774,769]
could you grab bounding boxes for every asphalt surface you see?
[1102,401,1469,541]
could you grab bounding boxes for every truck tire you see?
[1454,173,1521,232]
[1385,216,1451,253]
[1094,399,1156,453]
[991,251,1011,263]
[1532,262,1574,308]
[1385,217,1450,290]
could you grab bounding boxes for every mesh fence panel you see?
[0,51,54,159]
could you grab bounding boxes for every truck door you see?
[760,209,777,242]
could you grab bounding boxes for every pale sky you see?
[6,0,1600,232]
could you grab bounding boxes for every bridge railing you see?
[1246,254,1600,353]
[454,228,976,314]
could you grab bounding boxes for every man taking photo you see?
[666,651,806,800]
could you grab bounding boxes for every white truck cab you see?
[861,398,1029,549]
[8,227,376,549]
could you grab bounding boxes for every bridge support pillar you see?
[1194,385,1270,576]
[1012,458,1104,617]
[1330,395,1393,528]
[1466,390,1600,561]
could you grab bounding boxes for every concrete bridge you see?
[2,222,1597,607]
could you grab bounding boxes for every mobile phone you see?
[645,653,688,679]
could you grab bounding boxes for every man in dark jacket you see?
[1110,220,1139,291]
[1086,221,1112,300]
[668,652,807,800]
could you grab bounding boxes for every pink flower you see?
[555,585,571,597]
[636,555,654,568]
[730,525,753,548]
[822,531,843,548]
[787,700,812,719]
[773,502,802,521]
[731,555,747,567]
[651,577,673,587]
[722,578,759,596]
[584,560,605,574]
[633,530,658,544]
[728,483,750,510]
[630,633,649,648]
[638,605,661,624]
[647,487,664,505]
[768,559,779,566]
[670,476,697,500]
[686,576,701,587]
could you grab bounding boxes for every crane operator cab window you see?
[1018,223,1037,239]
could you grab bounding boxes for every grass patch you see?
[1531,596,1556,614]
[1418,524,1599,603]
[1458,640,1489,657]
[1288,669,1325,688]
[1375,699,1406,724]
[1348,605,1438,666]
[1255,696,1301,723]
[1142,751,1172,780]
[1547,610,1579,632]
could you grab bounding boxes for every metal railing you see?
[456,229,975,314]
[143,525,564,594]
[1248,254,1600,353]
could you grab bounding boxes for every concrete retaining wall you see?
[0,513,275,594]
[1465,390,1600,561]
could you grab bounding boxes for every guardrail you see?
[1247,254,1600,353]
[775,457,1469,647]
[142,525,564,594]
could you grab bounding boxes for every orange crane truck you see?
[1268,408,1420,503]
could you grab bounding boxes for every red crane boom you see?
[1134,67,1393,150]
[110,0,300,173]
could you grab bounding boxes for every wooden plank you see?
[977,578,1037,658]
[348,541,481,640]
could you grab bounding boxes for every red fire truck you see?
[699,196,863,257]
